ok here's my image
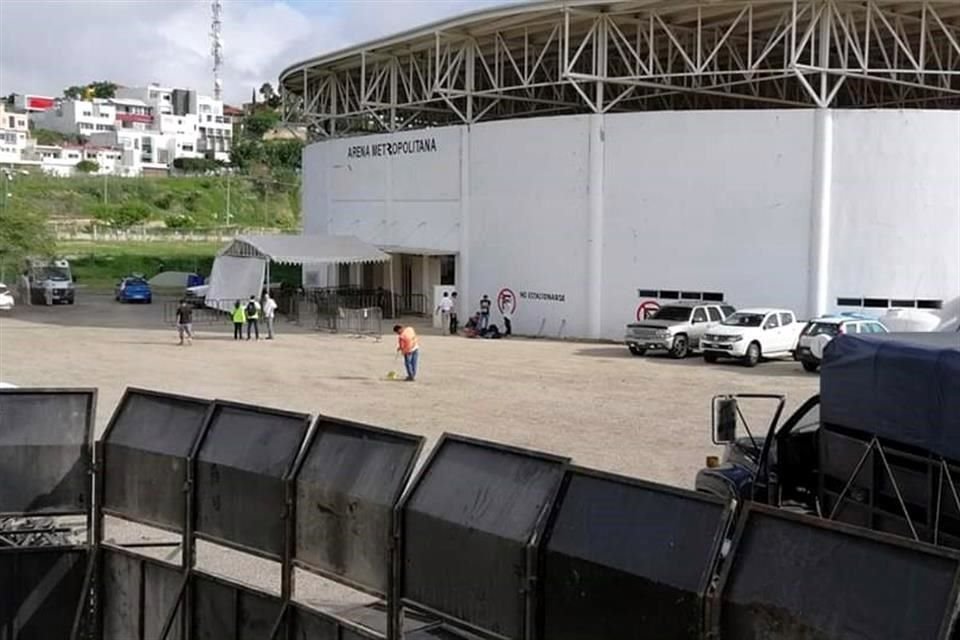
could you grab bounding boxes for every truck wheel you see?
[802,361,819,373]
[670,334,689,359]
[628,345,646,357]
[743,342,761,367]
[703,353,719,363]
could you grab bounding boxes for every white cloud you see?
[0,0,523,105]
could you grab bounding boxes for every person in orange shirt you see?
[393,324,420,381]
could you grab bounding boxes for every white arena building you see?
[280,0,960,339]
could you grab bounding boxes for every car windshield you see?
[722,312,765,327]
[0,285,8,294]
[803,321,841,337]
[651,306,692,321]
[126,278,148,286]
[40,267,70,281]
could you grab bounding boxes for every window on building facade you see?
[183,144,193,152]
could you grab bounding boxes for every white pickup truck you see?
[700,308,803,367]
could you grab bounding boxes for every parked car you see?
[183,284,209,309]
[0,283,15,311]
[794,314,888,372]
[701,308,803,367]
[625,302,736,358]
[115,276,152,304]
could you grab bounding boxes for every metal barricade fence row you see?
[3,387,960,640]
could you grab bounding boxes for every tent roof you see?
[220,234,390,266]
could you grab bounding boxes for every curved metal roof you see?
[279,0,960,139]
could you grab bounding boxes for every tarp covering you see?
[204,255,265,312]
[221,234,389,266]
[821,333,960,461]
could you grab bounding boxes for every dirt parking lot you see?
[1,292,822,605]
[0,292,819,488]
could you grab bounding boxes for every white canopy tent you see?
[207,234,393,313]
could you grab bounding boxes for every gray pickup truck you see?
[625,302,736,358]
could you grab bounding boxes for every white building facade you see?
[300,110,960,338]
[285,0,960,337]
[0,103,30,165]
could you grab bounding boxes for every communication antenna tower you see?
[211,0,224,100]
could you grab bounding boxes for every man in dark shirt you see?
[175,301,193,345]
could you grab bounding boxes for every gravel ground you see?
[0,292,819,607]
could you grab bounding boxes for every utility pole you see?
[225,173,231,225]
[211,0,224,101]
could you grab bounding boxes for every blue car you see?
[115,276,152,304]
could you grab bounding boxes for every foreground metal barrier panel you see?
[398,435,569,639]
[0,388,96,640]
[100,389,212,533]
[540,468,731,639]
[712,504,960,640]
[4,387,960,640]
[194,401,311,562]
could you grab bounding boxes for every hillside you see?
[8,173,301,231]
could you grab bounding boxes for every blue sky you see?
[0,0,522,105]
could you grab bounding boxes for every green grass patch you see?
[9,173,300,230]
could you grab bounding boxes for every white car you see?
[701,308,803,367]
[0,283,15,311]
[795,315,888,372]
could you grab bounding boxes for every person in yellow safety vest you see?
[232,301,246,340]
[393,324,419,381]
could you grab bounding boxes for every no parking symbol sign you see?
[497,288,516,315]
[636,300,660,321]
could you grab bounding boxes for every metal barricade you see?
[162,300,229,325]
[336,306,383,340]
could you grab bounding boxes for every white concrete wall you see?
[308,127,462,252]
[468,115,591,337]
[302,109,960,338]
[829,110,960,328]
[601,110,815,338]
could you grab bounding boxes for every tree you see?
[32,128,70,146]
[242,109,281,139]
[259,82,281,109]
[264,139,303,170]
[63,85,86,99]
[173,157,220,174]
[89,81,118,99]
[63,81,117,100]
[0,203,55,272]
[75,160,99,174]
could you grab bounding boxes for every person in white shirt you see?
[436,292,453,335]
[263,292,278,340]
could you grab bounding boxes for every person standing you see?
[479,294,492,330]
[393,324,419,382]
[232,301,246,340]
[245,295,261,340]
[501,306,512,337]
[449,292,459,334]
[175,300,193,345]
[263,292,278,340]
[436,292,453,335]
[19,271,31,306]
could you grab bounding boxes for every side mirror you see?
[713,396,738,444]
